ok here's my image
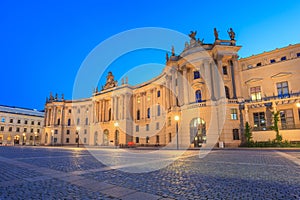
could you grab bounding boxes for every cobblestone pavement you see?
[0,147,299,200]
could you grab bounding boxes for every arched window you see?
[147,108,150,118]
[137,110,140,120]
[67,118,71,126]
[108,108,111,121]
[225,86,230,99]
[195,90,202,103]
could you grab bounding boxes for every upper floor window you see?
[77,109,80,114]
[17,119,21,124]
[37,122,41,126]
[16,127,20,132]
[147,108,150,119]
[281,56,286,61]
[195,90,202,103]
[67,118,71,126]
[77,118,80,125]
[222,66,228,75]
[168,116,171,126]
[194,71,200,79]
[157,90,161,97]
[57,118,60,126]
[146,124,149,131]
[136,110,140,120]
[24,120,28,124]
[225,86,230,99]
[85,118,88,125]
[233,129,239,140]
[250,86,261,101]
[137,97,141,103]
[9,119,13,123]
[0,126,4,131]
[297,52,300,57]
[157,105,161,116]
[136,125,139,132]
[230,108,238,120]
[37,129,40,133]
[108,108,111,121]
[9,127,12,132]
[156,122,159,130]
[147,94,151,101]
[66,130,70,135]
[277,81,289,98]
[24,128,27,132]
[1,118,5,123]
[31,121,34,125]
[270,59,276,63]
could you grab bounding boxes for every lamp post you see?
[76,126,81,147]
[51,130,54,146]
[296,102,300,108]
[22,133,26,145]
[34,131,37,146]
[174,115,180,150]
[114,121,119,147]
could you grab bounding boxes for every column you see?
[171,69,176,107]
[245,105,249,122]
[132,94,135,120]
[232,55,242,99]
[230,58,237,99]
[182,68,189,105]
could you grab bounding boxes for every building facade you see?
[42,30,300,148]
[0,105,44,145]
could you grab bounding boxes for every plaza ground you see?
[0,146,299,199]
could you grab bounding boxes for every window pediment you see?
[245,78,263,85]
[271,72,292,79]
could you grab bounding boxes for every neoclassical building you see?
[0,105,44,145]
[42,30,300,147]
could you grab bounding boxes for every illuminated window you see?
[250,86,261,101]
[194,71,200,79]
[230,109,238,120]
[277,81,289,98]
[253,112,266,129]
[222,66,228,75]
[137,97,141,103]
[147,94,151,101]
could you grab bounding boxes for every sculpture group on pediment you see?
[103,71,118,90]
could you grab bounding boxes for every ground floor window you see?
[136,137,139,143]
[156,135,159,144]
[66,138,69,143]
[253,112,266,130]
[233,129,239,140]
[146,136,149,143]
[280,109,295,129]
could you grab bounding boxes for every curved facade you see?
[42,32,300,147]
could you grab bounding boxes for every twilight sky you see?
[1,0,300,110]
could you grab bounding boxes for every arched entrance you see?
[190,118,206,147]
[115,130,119,146]
[14,135,20,145]
[103,129,109,146]
[94,131,98,146]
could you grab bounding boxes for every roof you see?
[0,105,44,117]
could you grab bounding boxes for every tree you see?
[270,111,282,143]
[244,122,253,144]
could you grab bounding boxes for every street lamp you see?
[76,126,81,147]
[114,122,119,147]
[34,131,37,146]
[174,115,180,150]
[51,130,54,146]
[22,133,26,145]
[296,102,300,108]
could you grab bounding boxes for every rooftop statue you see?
[228,28,235,40]
[103,71,117,90]
[188,31,197,40]
[214,28,219,40]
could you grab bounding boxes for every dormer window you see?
[297,52,300,57]
[256,62,261,67]
[270,59,276,63]
[281,56,286,61]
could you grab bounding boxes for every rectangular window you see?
[270,59,276,63]
[156,135,160,143]
[250,86,262,101]
[168,117,171,126]
[157,105,161,116]
[194,71,200,79]
[146,124,149,131]
[84,138,87,143]
[54,129,58,134]
[256,62,261,67]
[84,129,87,134]
[136,125,139,132]
[135,137,139,143]
[156,122,159,130]
[277,81,289,98]
[157,90,161,97]
[37,122,41,126]
[24,120,28,124]
[297,52,300,57]
[9,127,12,132]
[0,126,4,131]
[31,128,34,133]
[17,119,21,124]
[54,138,57,143]
[298,108,300,120]
[1,117,5,123]
[16,127,20,132]
[233,129,239,140]
[31,121,34,125]
[69,109,72,113]
[280,109,295,129]
[253,112,266,129]
[66,130,70,135]
[37,129,40,133]
[10,119,13,123]
[222,66,228,75]
[66,138,69,143]
[75,138,79,143]
[281,56,286,61]
[24,128,27,133]
[230,109,238,120]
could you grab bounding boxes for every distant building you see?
[0,105,44,145]
[42,30,300,147]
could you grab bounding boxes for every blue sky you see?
[1,0,300,110]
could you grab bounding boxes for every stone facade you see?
[0,105,44,145]
[42,31,300,148]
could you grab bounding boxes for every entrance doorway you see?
[94,131,98,145]
[190,118,206,147]
[103,129,109,146]
[14,135,20,145]
[115,130,119,146]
